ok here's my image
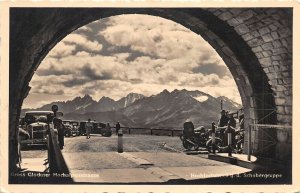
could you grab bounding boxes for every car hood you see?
[30,122,48,126]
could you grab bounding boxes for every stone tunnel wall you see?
[211,8,292,125]
[9,8,292,171]
[207,8,292,161]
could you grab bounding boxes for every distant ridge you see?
[22,89,241,128]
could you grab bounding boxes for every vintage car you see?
[63,120,79,137]
[91,122,105,134]
[62,120,72,137]
[19,117,25,128]
[78,121,98,135]
[92,122,112,137]
[78,121,111,137]
[70,120,80,136]
[18,117,29,139]
[20,111,54,148]
[78,121,87,135]
[99,123,112,137]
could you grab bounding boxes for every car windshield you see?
[63,121,71,125]
[25,114,51,124]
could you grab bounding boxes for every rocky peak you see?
[73,94,94,103]
[118,93,145,108]
[157,89,170,97]
[98,96,115,103]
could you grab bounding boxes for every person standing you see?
[53,118,65,149]
[85,118,93,139]
[217,110,229,146]
[116,122,120,135]
[226,113,237,147]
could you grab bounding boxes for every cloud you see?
[76,25,93,32]
[192,63,230,78]
[22,93,74,109]
[178,73,223,87]
[35,49,239,102]
[25,14,242,109]
[31,83,65,95]
[48,42,76,58]
[99,15,220,63]
[46,32,103,60]
[81,65,113,80]
[36,60,72,76]
[63,34,103,52]
[62,77,89,87]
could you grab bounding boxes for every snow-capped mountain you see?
[22,94,98,115]
[117,93,144,108]
[120,89,240,127]
[21,89,241,128]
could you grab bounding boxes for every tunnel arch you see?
[10,8,292,171]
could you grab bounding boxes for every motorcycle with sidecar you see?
[180,126,223,151]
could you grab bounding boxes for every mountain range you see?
[21,89,241,128]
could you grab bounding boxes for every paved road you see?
[21,134,185,158]
[61,134,210,169]
[21,134,251,183]
[64,134,186,153]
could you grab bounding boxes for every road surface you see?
[21,134,251,183]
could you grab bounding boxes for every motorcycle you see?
[206,129,244,154]
[180,127,211,151]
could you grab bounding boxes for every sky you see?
[23,14,241,109]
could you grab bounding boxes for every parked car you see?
[101,124,112,137]
[20,111,55,148]
[91,122,105,134]
[70,120,80,136]
[19,117,25,128]
[62,120,79,137]
[62,120,72,137]
[78,121,87,136]
[78,121,111,137]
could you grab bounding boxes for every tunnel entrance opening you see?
[10,8,292,180]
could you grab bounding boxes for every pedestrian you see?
[226,113,236,147]
[53,118,65,149]
[217,110,229,146]
[116,122,120,135]
[106,123,111,133]
[85,118,93,139]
